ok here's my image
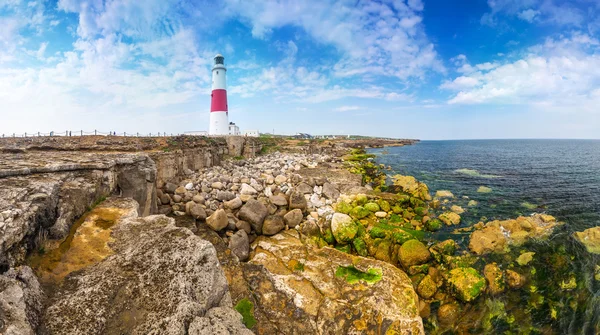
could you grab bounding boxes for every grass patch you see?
[335,265,382,285]
[234,298,257,329]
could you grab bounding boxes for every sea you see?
[369,139,600,334]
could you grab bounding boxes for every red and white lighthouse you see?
[209,54,229,135]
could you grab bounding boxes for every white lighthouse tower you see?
[209,54,229,135]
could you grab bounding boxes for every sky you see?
[1,0,599,140]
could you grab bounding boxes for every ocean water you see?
[369,139,600,334]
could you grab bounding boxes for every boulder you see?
[469,226,507,255]
[247,230,424,334]
[189,202,207,220]
[206,209,228,231]
[483,263,505,295]
[438,212,461,225]
[399,240,431,268]
[283,209,303,228]
[322,183,340,200]
[229,230,250,261]
[42,214,247,335]
[164,182,178,194]
[269,195,288,207]
[262,215,285,236]
[450,205,464,214]
[274,175,287,185]
[331,213,358,244]
[447,267,486,302]
[236,220,251,234]
[224,197,243,210]
[240,183,257,195]
[295,182,313,194]
[288,190,307,211]
[505,270,525,289]
[434,190,454,198]
[237,199,268,233]
[416,275,437,299]
[217,191,236,202]
[391,175,431,201]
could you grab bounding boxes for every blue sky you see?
[1,0,599,139]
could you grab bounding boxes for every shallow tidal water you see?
[369,139,600,334]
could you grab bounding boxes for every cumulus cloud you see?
[223,0,445,80]
[442,33,600,112]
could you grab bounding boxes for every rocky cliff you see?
[0,136,260,269]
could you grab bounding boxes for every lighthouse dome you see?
[214,54,225,65]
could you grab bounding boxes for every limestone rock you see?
[450,205,464,214]
[295,182,313,194]
[516,252,535,266]
[207,209,228,231]
[283,209,303,228]
[217,191,236,202]
[189,202,207,220]
[42,214,244,335]
[573,227,600,254]
[417,275,437,299]
[262,215,285,236]
[229,230,250,262]
[188,307,253,335]
[505,270,525,289]
[0,266,44,335]
[322,182,340,200]
[237,199,268,233]
[240,183,257,195]
[224,197,243,210]
[483,263,505,295]
[288,190,307,211]
[247,230,424,334]
[469,214,561,254]
[269,195,287,207]
[274,175,287,185]
[211,181,224,190]
[391,174,431,201]
[331,213,358,244]
[235,220,251,234]
[435,190,454,198]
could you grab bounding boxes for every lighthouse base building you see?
[209,54,229,136]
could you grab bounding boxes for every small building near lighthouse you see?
[209,54,229,135]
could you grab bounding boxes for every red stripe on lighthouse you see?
[210,89,228,112]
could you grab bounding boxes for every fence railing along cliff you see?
[0,130,184,138]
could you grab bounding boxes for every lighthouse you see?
[209,54,229,135]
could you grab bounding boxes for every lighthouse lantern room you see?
[209,54,229,135]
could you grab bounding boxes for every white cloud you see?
[443,33,600,112]
[517,9,540,22]
[223,0,444,81]
[333,105,360,112]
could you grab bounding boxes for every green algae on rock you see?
[399,239,431,269]
[331,213,358,244]
[477,186,493,193]
[234,298,257,329]
[335,265,383,285]
[392,174,432,201]
[439,211,461,226]
[516,252,535,266]
[447,267,487,302]
[364,202,380,212]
